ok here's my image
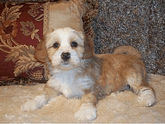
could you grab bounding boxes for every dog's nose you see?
[61,52,70,61]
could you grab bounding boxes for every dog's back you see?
[94,46,155,107]
[95,53,146,94]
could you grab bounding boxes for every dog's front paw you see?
[21,95,47,112]
[21,100,38,112]
[74,103,97,122]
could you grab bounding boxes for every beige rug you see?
[0,74,165,123]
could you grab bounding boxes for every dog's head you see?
[35,27,93,70]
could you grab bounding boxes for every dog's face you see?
[46,28,84,70]
[35,27,94,70]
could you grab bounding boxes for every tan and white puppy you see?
[21,27,156,122]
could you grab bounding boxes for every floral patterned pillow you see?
[0,3,46,82]
[0,1,98,84]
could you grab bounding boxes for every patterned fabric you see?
[0,1,98,83]
[0,3,46,82]
[82,0,98,39]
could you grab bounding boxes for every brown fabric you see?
[82,0,98,39]
[0,3,45,81]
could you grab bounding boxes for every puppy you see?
[21,27,156,122]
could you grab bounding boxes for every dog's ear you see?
[34,40,48,63]
[82,37,94,59]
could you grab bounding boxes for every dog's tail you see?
[114,46,141,59]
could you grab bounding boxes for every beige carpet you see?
[0,74,165,123]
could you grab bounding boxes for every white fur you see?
[127,73,155,107]
[47,68,93,98]
[138,88,156,107]
[46,28,84,70]
[74,103,97,122]
[45,28,93,98]
[21,95,47,112]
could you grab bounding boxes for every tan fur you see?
[81,92,97,106]
[39,48,155,122]
[36,38,155,109]
[34,40,48,63]
[82,37,94,59]
[95,54,146,96]
[74,52,156,113]
[23,1,154,121]
[43,84,61,100]
[114,45,141,59]
[34,29,155,122]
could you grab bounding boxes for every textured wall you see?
[92,0,165,75]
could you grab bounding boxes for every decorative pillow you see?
[0,2,45,82]
[0,1,98,84]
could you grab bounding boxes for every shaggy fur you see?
[22,27,156,122]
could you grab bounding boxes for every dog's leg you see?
[74,92,97,122]
[21,85,60,112]
[135,83,156,107]
[127,73,156,107]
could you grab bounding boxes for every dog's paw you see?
[74,103,97,122]
[21,95,47,112]
[138,89,156,107]
[21,100,38,112]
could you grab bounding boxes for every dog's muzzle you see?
[61,52,70,61]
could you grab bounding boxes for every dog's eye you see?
[53,42,60,48]
[71,41,78,48]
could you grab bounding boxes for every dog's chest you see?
[48,69,93,98]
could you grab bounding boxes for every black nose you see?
[61,52,70,61]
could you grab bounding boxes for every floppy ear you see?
[34,40,48,63]
[82,36,94,59]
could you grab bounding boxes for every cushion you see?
[0,1,98,83]
[0,2,45,82]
